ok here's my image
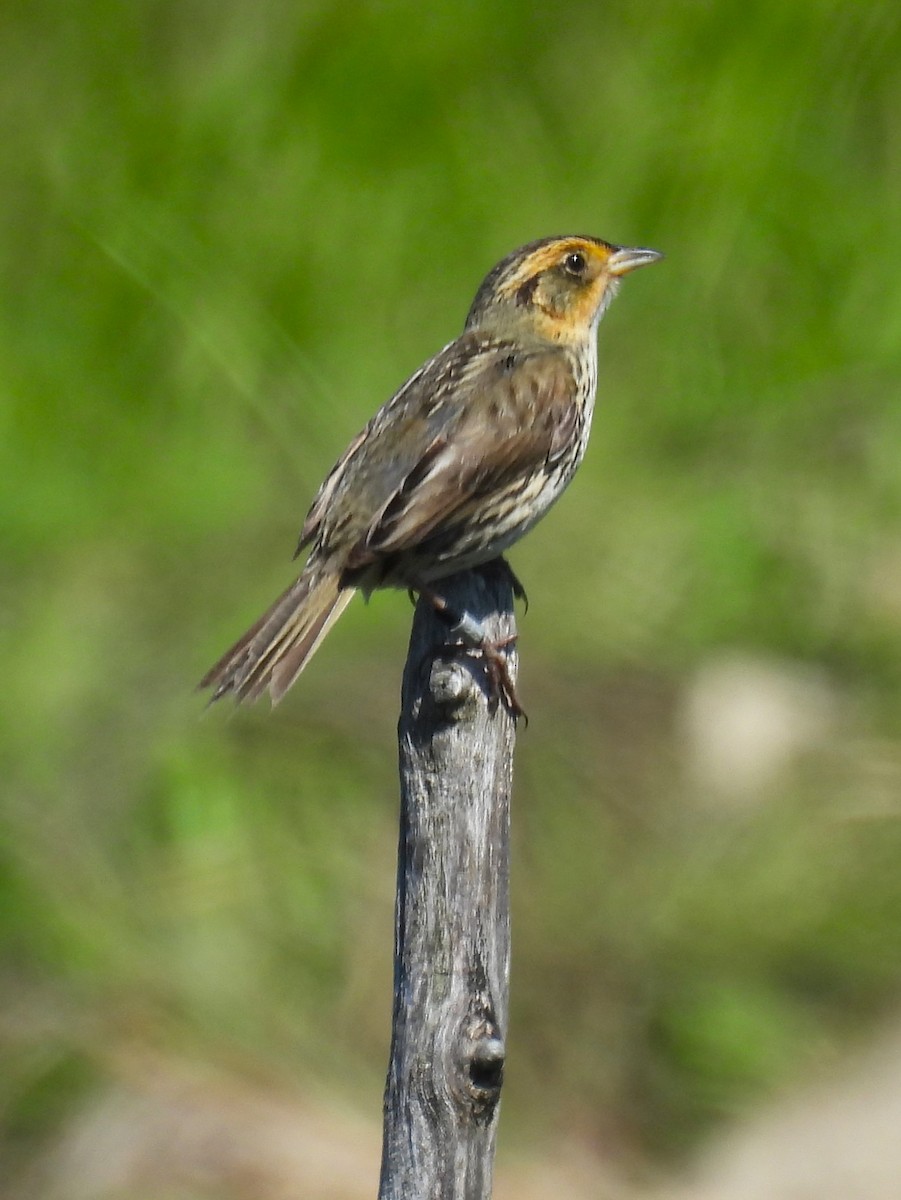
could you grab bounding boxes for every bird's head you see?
[465,235,662,344]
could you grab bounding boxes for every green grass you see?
[3,0,901,1178]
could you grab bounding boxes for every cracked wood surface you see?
[379,564,518,1200]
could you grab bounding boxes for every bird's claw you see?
[480,635,527,722]
[489,557,529,613]
[430,632,526,722]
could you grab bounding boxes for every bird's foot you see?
[420,590,525,721]
[487,556,528,613]
[475,630,525,721]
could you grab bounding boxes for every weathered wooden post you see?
[378,562,518,1200]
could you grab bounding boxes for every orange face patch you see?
[497,237,612,300]
[496,238,617,342]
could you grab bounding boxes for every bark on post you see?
[378,562,518,1200]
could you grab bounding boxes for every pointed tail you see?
[200,567,355,704]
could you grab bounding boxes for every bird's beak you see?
[607,246,664,276]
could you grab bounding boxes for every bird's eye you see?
[563,250,587,275]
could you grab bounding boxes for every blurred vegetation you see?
[3,0,901,1188]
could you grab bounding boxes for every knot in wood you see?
[455,1015,505,1118]
[468,1035,505,1095]
[427,657,476,716]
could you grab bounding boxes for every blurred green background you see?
[3,0,901,1194]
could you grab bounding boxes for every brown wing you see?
[296,335,485,555]
[348,347,579,565]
